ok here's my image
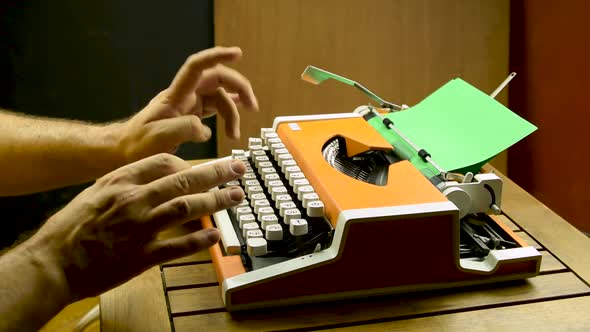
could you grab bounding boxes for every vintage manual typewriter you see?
[198,66,541,311]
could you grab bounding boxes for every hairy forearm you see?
[0,110,126,196]
[0,238,71,331]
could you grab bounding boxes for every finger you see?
[167,46,242,103]
[144,186,244,232]
[96,153,190,187]
[196,65,259,111]
[148,114,212,144]
[142,158,246,206]
[142,228,221,266]
[228,92,241,105]
[203,87,240,139]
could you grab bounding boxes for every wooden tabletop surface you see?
[100,164,590,331]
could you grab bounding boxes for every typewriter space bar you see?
[211,208,242,255]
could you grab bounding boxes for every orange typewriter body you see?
[202,114,541,311]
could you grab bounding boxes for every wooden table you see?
[100,165,590,331]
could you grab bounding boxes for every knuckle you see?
[169,197,191,218]
[212,163,228,180]
[154,153,186,174]
[111,187,143,215]
[174,173,194,194]
[97,171,129,187]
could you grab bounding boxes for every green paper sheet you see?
[383,78,536,173]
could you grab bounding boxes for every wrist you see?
[99,121,129,168]
[20,235,74,306]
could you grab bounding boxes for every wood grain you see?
[101,266,170,332]
[514,230,543,250]
[163,264,218,288]
[214,0,509,173]
[322,296,590,331]
[171,273,589,331]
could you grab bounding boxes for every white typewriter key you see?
[265,224,284,241]
[260,167,277,177]
[231,149,245,158]
[253,199,271,213]
[247,185,264,197]
[241,173,257,183]
[236,206,253,220]
[250,150,266,158]
[239,214,257,228]
[234,155,248,162]
[257,207,275,221]
[247,237,268,256]
[302,193,320,207]
[274,194,292,208]
[284,209,302,225]
[250,193,267,202]
[244,184,260,195]
[292,178,310,192]
[276,154,292,167]
[270,142,285,155]
[285,165,301,179]
[261,214,279,230]
[268,180,284,188]
[244,179,260,188]
[280,159,297,173]
[263,132,278,146]
[244,165,254,173]
[248,137,263,149]
[260,128,274,140]
[263,173,281,186]
[275,148,289,155]
[297,185,315,200]
[289,172,306,186]
[268,137,282,145]
[254,155,270,168]
[257,161,274,169]
[223,180,240,188]
[231,200,250,213]
[279,201,298,217]
[242,222,259,237]
[307,201,325,218]
[246,229,264,239]
[270,186,289,200]
[289,219,308,236]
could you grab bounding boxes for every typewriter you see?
[198,67,541,311]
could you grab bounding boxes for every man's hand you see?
[116,46,259,163]
[22,153,246,299]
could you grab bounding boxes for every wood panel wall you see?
[214,0,510,172]
[509,1,590,232]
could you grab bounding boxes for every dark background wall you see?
[0,0,215,248]
[509,0,590,233]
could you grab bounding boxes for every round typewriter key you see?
[261,214,279,230]
[239,214,256,228]
[246,229,264,239]
[242,222,260,237]
[284,209,302,225]
[289,219,308,236]
[265,224,283,241]
[246,237,268,256]
[307,201,325,218]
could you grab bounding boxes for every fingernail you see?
[229,187,244,202]
[230,160,245,175]
[205,228,220,244]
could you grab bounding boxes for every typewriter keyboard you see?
[214,128,334,270]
